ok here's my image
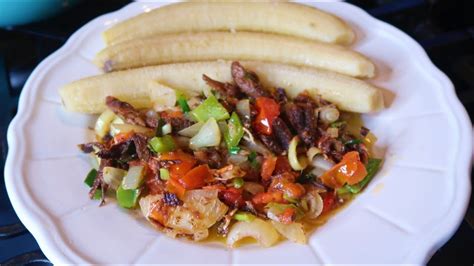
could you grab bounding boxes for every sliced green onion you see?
[344,139,362,146]
[229,146,240,155]
[190,95,230,122]
[177,96,190,113]
[103,167,127,190]
[224,112,244,149]
[84,169,102,200]
[84,169,98,187]
[159,168,170,181]
[116,185,140,209]
[122,165,145,190]
[149,135,176,153]
[337,158,383,195]
[248,151,259,168]
[233,177,244,189]
[248,151,257,162]
[233,211,256,222]
[283,194,298,204]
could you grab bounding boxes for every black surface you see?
[0,0,473,264]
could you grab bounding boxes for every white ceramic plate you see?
[5,1,472,264]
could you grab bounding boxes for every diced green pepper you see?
[229,146,240,155]
[234,211,256,222]
[84,169,98,187]
[224,112,244,149]
[84,169,102,200]
[190,95,230,122]
[92,190,102,200]
[159,168,170,181]
[337,158,383,195]
[233,177,244,189]
[116,185,140,209]
[149,135,176,153]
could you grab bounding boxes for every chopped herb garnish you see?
[337,158,383,195]
[177,95,190,113]
[229,146,240,155]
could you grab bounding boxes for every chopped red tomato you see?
[269,176,306,199]
[320,151,367,188]
[273,156,295,176]
[277,207,296,224]
[219,187,245,208]
[261,156,277,181]
[160,110,184,119]
[253,97,280,135]
[158,150,197,180]
[252,191,284,205]
[166,178,186,199]
[179,164,211,189]
[203,184,226,191]
[322,192,336,214]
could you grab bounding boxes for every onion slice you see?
[288,136,308,171]
[189,118,221,150]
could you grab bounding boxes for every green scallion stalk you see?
[190,95,229,122]
[233,211,255,222]
[159,168,170,181]
[116,185,140,209]
[177,97,190,113]
[229,146,240,155]
[149,135,176,153]
[224,112,244,149]
[84,168,98,187]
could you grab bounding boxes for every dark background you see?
[0,0,473,264]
